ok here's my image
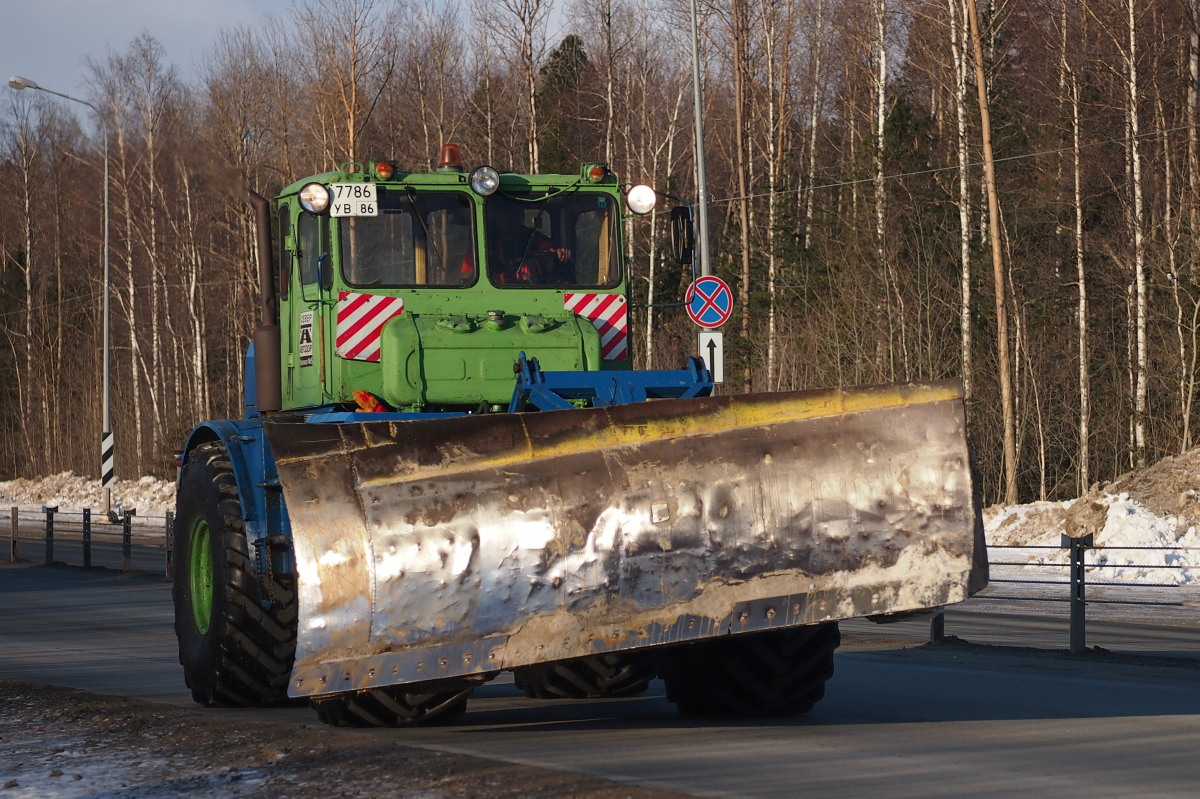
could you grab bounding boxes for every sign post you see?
[686,276,733,384]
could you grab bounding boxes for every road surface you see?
[2,563,1198,797]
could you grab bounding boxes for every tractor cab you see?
[268,145,662,415]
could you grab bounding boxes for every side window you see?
[297,212,327,286]
[277,208,290,300]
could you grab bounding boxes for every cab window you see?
[484,192,619,289]
[341,190,476,287]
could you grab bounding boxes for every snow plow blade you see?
[268,380,986,699]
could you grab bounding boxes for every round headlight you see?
[470,165,500,196]
[626,184,657,215]
[299,183,331,213]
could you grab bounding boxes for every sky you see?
[2,0,283,101]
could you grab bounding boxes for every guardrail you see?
[6,506,174,578]
[977,535,1200,653]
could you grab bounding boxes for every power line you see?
[708,122,1199,206]
[0,278,254,322]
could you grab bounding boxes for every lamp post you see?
[8,75,114,514]
[687,0,712,277]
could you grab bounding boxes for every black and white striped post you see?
[101,430,115,514]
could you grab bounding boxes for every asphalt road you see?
[2,562,1199,798]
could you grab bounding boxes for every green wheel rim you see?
[189,518,214,635]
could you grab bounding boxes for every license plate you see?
[330,183,378,217]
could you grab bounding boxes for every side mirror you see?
[670,205,694,265]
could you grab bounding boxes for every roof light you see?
[374,161,395,180]
[470,165,500,196]
[299,183,331,213]
[587,164,608,183]
[626,184,657,215]
[438,143,465,172]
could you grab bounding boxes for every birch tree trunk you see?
[1125,0,1148,467]
[947,0,973,399]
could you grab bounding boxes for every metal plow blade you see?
[267,380,986,698]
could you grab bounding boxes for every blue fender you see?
[179,418,290,573]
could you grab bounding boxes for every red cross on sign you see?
[685,275,734,329]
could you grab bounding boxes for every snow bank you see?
[986,493,1200,585]
[0,472,175,518]
[985,447,1200,585]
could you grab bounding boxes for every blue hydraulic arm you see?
[508,352,714,412]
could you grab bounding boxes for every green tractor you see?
[172,145,986,726]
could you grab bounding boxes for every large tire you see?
[657,623,840,718]
[513,653,655,699]
[311,682,476,727]
[173,441,298,707]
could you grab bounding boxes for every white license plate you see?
[329,183,378,217]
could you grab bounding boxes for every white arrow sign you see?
[698,331,724,383]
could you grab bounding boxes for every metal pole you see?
[688,0,713,277]
[1062,533,1094,655]
[43,506,56,566]
[122,511,133,573]
[165,511,175,579]
[101,121,112,515]
[83,508,92,569]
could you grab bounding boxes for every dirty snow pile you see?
[0,472,175,518]
[985,448,1200,586]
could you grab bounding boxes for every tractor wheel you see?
[173,440,298,707]
[311,681,477,727]
[657,623,840,718]
[513,653,655,699]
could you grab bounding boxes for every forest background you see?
[2,0,1198,507]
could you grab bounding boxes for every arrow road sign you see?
[698,330,724,383]
[685,275,734,329]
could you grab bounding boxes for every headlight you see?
[299,183,331,213]
[626,184,657,215]
[470,165,500,196]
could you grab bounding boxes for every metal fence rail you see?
[6,505,174,577]
[979,537,1200,653]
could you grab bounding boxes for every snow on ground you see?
[0,472,175,518]
[986,447,1200,585]
[4,447,1200,583]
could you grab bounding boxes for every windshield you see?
[484,191,619,288]
[340,190,475,287]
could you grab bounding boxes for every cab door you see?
[282,208,330,409]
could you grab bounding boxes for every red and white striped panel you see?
[336,291,405,362]
[564,293,628,360]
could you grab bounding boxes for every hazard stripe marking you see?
[100,431,115,489]
[564,293,628,360]
[336,292,404,362]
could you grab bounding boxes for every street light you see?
[9,75,114,514]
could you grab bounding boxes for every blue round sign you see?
[686,276,734,329]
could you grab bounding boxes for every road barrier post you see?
[83,508,92,569]
[1062,532,1095,654]
[164,512,174,579]
[8,507,16,562]
[930,610,945,643]
[42,506,57,565]
[121,510,134,572]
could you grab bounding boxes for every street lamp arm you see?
[8,75,100,115]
